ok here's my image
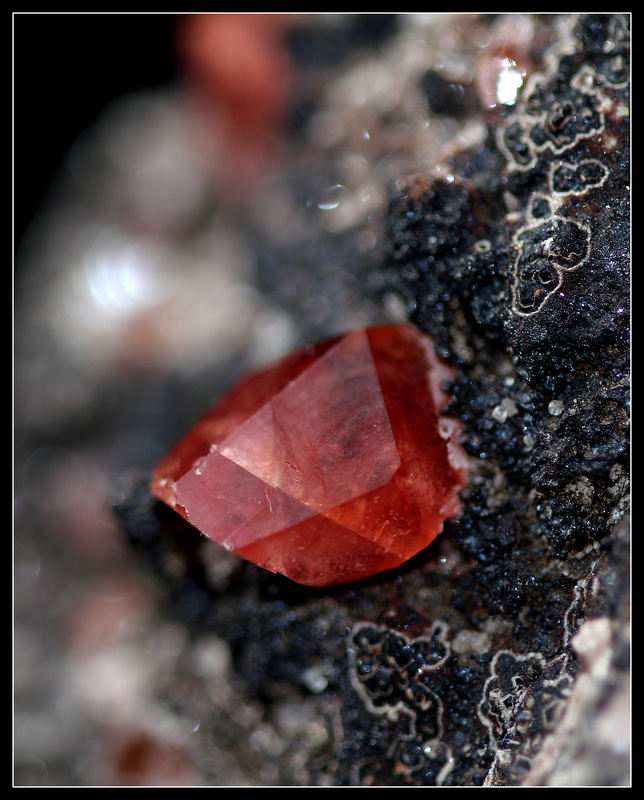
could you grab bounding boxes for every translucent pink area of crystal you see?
[152,337,340,507]
[175,453,315,549]
[151,325,468,587]
[236,514,403,587]
[218,330,400,511]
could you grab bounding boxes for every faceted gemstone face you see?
[151,326,468,587]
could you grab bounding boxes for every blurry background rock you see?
[14,13,629,786]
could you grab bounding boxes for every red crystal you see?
[151,326,468,587]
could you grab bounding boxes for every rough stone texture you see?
[15,14,629,786]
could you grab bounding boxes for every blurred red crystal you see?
[151,326,468,587]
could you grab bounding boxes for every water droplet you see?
[496,57,525,106]
[548,400,564,416]
[316,184,348,211]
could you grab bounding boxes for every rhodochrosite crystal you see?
[151,326,468,587]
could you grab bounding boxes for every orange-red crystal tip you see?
[151,325,468,587]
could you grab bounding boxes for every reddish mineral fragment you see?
[151,326,468,587]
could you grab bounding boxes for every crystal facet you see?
[151,326,468,587]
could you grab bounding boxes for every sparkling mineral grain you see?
[151,326,468,587]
